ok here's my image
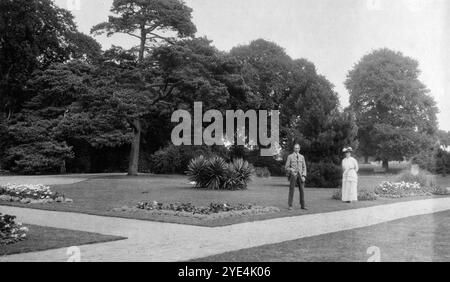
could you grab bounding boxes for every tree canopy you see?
[346,48,439,169]
[91,0,197,61]
[0,0,101,118]
[231,39,358,164]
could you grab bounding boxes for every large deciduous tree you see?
[230,39,358,163]
[345,48,439,170]
[91,0,197,175]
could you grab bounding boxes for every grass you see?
[193,210,450,262]
[0,225,125,256]
[358,161,409,175]
[1,174,449,227]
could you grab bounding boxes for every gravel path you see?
[1,197,450,262]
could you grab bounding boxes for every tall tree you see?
[345,48,439,170]
[281,59,358,163]
[91,0,197,175]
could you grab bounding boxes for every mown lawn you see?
[0,225,125,257]
[194,210,450,262]
[1,174,448,227]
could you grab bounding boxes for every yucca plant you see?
[204,156,228,190]
[186,156,209,189]
[187,157,253,190]
[224,159,253,190]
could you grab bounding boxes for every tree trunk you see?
[128,25,146,176]
[364,155,369,164]
[60,160,66,174]
[382,159,389,171]
[138,25,146,63]
[128,119,142,176]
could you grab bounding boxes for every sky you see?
[55,0,450,130]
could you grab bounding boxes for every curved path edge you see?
[1,197,450,262]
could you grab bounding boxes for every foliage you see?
[346,48,439,169]
[253,167,271,178]
[187,156,253,190]
[0,0,101,116]
[0,214,28,245]
[331,189,378,201]
[307,162,342,188]
[1,61,128,174]
[203,156,229,190]
[224,159,254,190]
[3,141,74,174]
[3,35,248,174]
[146,145,228,174]
[146,145,184,174]
[246,151,285,176]
[230,39,295,110]
[437,130,450,148]
[93,38,245,175]
[91,0,197,60]
[90,0,198,175]
[374,181,433,198]
[0,2,388,180]
[230,39,358,166]
[412,147,450,176]
[186,155,210,187]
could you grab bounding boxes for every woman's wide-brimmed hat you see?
[342,147,353,153]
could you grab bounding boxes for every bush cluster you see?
[412,148,450,176]
[253,167,271,178]
[307,162,342,188]
[186,156,253,190]
[144,145,228,174]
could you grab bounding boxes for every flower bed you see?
[374,181,433,198]
[331,189,378,201]
[114,202,280,220]
[0,184,72,204]
[0,213,28,245]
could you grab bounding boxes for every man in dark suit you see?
[285,144,308,211]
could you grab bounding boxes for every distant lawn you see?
[0,174,449,227]
[358,161,409,175]
[194,210,450,262]
[0,225,125,257]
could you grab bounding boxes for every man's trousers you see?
[288,173,305,208]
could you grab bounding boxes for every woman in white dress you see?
[341,147,359,203]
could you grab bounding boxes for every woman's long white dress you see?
[342,157,359,202]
